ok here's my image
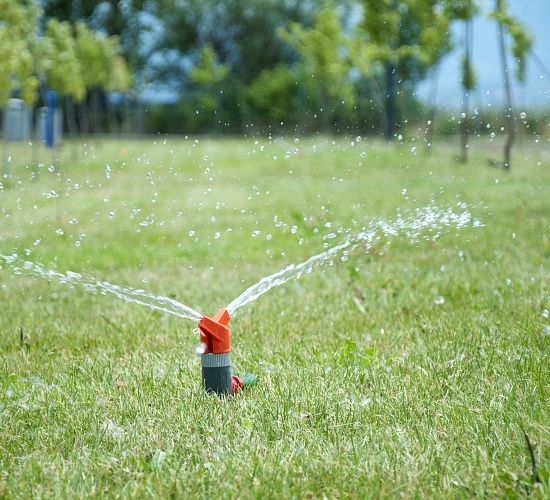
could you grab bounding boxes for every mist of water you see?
[0,202,481,325]
[226,202,480,315]
[0,254,203,323]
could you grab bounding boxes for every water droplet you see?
[252,230,260,237]
[433,296,445,305]
[195,342,207,355]
[55,228,64,235]
[520,111,527,120]
[543,309,549,319]
[545,325,550,335]
[48,165,55,172]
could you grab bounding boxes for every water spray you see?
[0,202,482,398]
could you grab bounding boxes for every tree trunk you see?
[425,67,439,155]
[460,19,473,162]
[1,140,8,184]
[497,0,516,171]
[66,97,80,161]
[92,87,102,136]
[385,62,396,140]
[78,100,89,135]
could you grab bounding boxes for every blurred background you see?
[1,0,549,140]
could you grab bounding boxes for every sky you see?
[417,0,550,109]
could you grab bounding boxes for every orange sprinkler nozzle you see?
[198,309,231,354]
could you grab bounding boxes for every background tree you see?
[246,64,302,129]
[150,0,316,131]
[0,0,40,106]
[37,18,85,139]
[44,0,137,133]
[74,22,131,134]
[490,0,532,170]
[187,44,229,133]
[446,0,478,162]
[278,1,357,132]
[361,0,452,140]
[43,0,147,65]
[0,0,41,178]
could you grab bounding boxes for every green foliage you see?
[489,0,533,82]
[38,19,85,101]
[0,1,132,111]
[246,64,300,124]
[359,0,452,138]
[108,53,133,93]
[460,53,477,90]
[155,0,313,84]
[278,2,357,127]
[361,0,452,78]
[0,0,41,105]
[189,45,230,88]
[445,0,478,21]
[187,44,230,118]
[75,22,112,90]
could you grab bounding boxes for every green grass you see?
[1,135,549,498]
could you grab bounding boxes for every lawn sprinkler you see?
[197,309,243,397]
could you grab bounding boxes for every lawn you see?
[0,134,549,497]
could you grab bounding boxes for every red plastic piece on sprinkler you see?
[198,309,231,354]
[232,375,243,395]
